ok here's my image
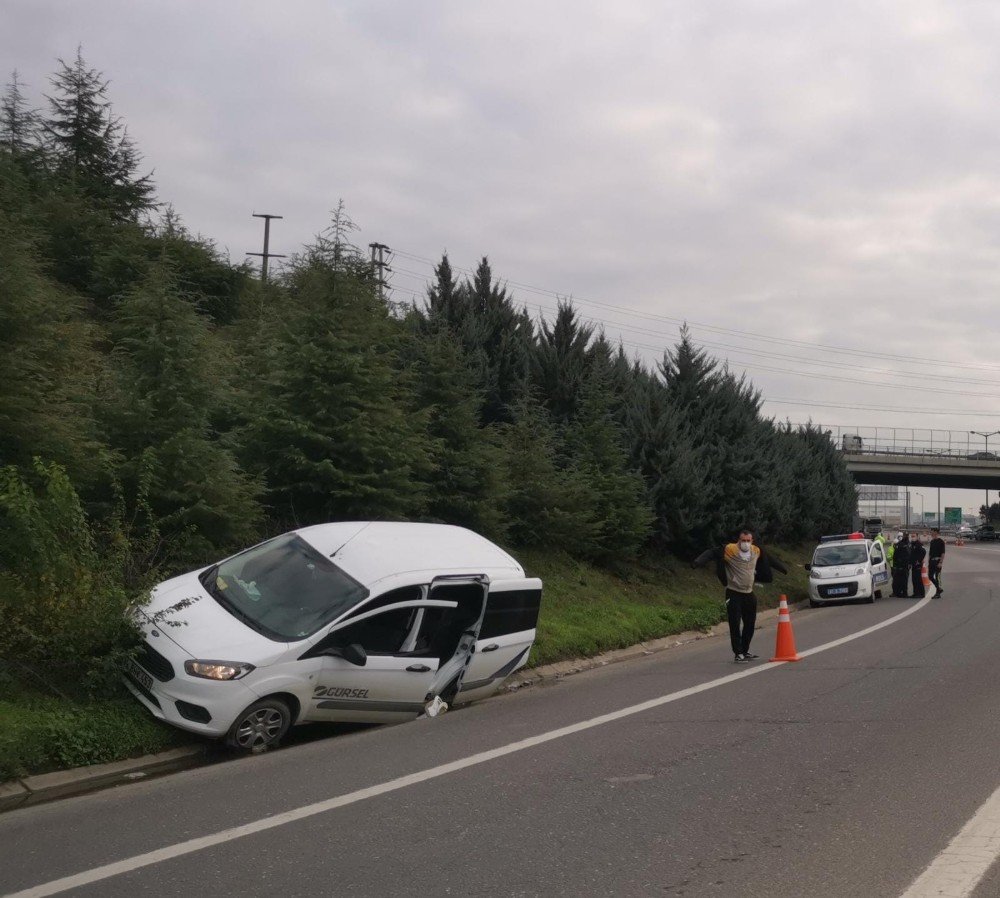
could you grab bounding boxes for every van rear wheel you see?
[225,698,291,753]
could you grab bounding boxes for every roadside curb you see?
[1,746,206,812]
[505,599,806,692]
[0,598,806,812]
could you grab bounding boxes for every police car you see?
[123,522,542,752]
[805,532,889,608]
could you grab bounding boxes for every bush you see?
[0,459,150,694]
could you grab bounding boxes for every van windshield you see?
[813,544,869,567]
[200,534,368,640]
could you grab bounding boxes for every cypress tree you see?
[463,257,534,424]
[625,372,707,550]
[498,398,599,552]
[42,49,155,221]
[532,299,595,424]
[563,363,652,560]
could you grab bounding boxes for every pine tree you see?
[42,49,155,220]
[1,71,40,158]
[242,249,430,525]
[0,190,104,486]
[104,263,262,564]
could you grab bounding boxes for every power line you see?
[762,398,1000,417]
[389,267,1000,389]
[391,248,1000,374]
[388,252,1000,415]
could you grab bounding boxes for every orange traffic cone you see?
[770,595,801,662]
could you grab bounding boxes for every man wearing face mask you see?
[692,528,787,664]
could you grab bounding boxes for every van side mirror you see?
[324,643,367,666]
[803,563,811,571]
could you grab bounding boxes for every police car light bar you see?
[819,532,867,543]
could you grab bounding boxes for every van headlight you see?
[855,568,867,576]
[184,660,255,680]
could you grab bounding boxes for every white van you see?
[123,523,542,752]
[805,533,889,607]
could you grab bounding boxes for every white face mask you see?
[739,540,752,552]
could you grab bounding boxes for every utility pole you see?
[369,242,391,303]
[970,430,1000,521]
[247,213,286,284]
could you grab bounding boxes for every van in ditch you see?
[123,522,542,752]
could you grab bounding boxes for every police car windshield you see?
[813,544,869,567]
[200,534,368,640]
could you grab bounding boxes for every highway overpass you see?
[843,450,1000,489]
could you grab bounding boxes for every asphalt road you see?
[3,544,1000,897]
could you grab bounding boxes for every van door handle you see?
[406,664,431,672]
[481,644,500,653]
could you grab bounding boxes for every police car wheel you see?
[225,698,291,753]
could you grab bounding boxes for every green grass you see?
[0,687,185,782]
[0,544,812,782]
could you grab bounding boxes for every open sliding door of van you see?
[457,578,542,704]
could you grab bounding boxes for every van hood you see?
[814,563,870,578]
[135,570,289,664]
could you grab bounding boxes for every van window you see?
[200,534,368,640]
[479,588,542,639]
[322,608,420,655]
[813,544,868,567]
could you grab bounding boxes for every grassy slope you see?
[0,544,812,781]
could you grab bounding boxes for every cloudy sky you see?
[6,0,1000,514]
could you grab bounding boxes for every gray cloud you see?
[5,0,1000,509]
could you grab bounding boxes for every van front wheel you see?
[225,698,291,753]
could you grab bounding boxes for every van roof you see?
[294,522,525,588]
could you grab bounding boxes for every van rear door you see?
[457,578,542,704]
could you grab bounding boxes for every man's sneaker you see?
[743,652,759,660]
[734,653,750,664]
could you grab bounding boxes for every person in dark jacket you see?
[928,528,946,597]
[692,528,788,664]
[910,534,926,599]
[891,533,910,597]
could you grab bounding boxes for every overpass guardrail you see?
[793,425,999,460]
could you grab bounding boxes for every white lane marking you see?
[5,596,932,898]
[900,780,1000,897]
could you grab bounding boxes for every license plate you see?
[124,656,153,691]
[828,587,850,596]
